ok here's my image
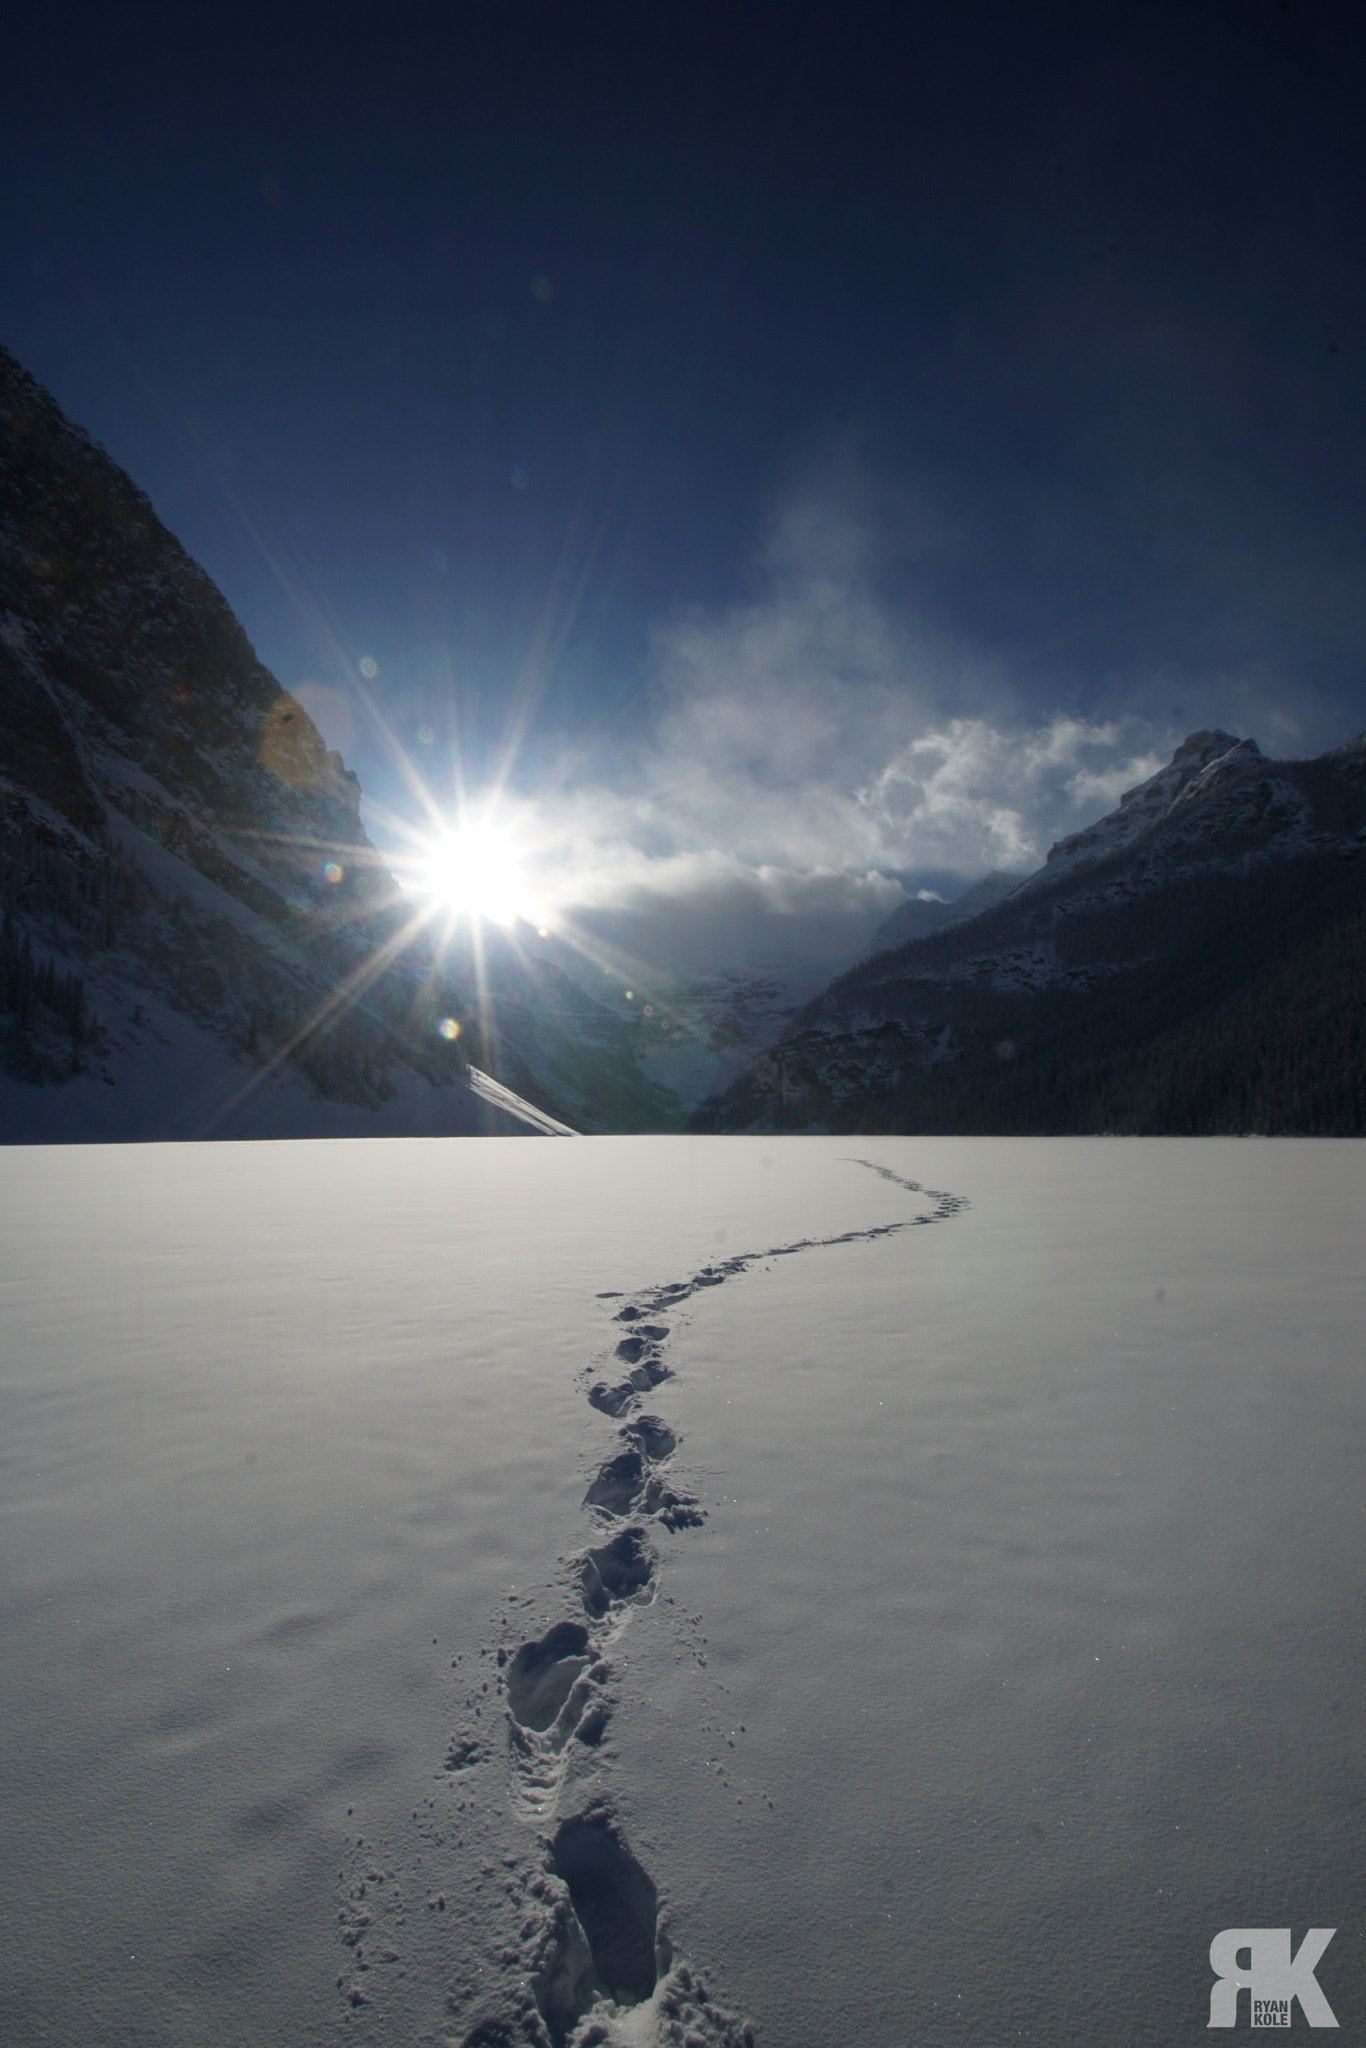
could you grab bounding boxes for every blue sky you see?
[5,0,1365,970]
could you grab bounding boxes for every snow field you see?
[1,1138,1363,2046]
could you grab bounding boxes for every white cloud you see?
[858,715,1169,871]
[517,491,1177,967]
[384,474,1194,975]
[529,699,1168,976]
[559,853,907,978]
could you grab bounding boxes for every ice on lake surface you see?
[1,1136,1363,2047]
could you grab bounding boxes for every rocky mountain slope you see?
[695,729,1366,1135]
[0,344,672,1138]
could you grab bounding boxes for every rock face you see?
[696,730,1366,1136]
[1035,730,1269,881]
[0,344,668,1138]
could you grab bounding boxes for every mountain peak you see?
[1169,728,1257,770]
[696,724,1366,1137]
[1042,729,1264,875]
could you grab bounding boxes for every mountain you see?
[631,964,830,1108]
[625,877,1027,1111]
[694,729,1366,1136]
[870,869,1022,950]
[524,886,1028,1120]
[0,343,674,1139]
[517,923,849,1114]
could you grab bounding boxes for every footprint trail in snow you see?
[399,1160,968,2048]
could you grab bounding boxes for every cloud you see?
[382,467,1292,976]
[554,849,906,978]
[529,702,1167,975]
[856,715,1168,871]
[506,488,1179,970]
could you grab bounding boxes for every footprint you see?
[580,1527,655,1617]
[548,1809,660,2009]
[504,1630,611,1822]
[614,1336,673,1389]
[506,1622,593,1733]
[640,1471,704,1525]
[655,1496,706,1531]
[455,1158,969,2047]
[619,1414,676,1459]
[584,1449,702,1529]
[587,1379,636,1417]
[584,1450,647,1515]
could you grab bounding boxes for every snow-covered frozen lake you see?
[2,1137,1363,2046]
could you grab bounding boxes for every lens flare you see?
[411,818,529,926]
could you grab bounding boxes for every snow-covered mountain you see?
[696,728,1366,1135]
[519,925,849,1114]
[870,868,1022,950]
[1025,728,1273,883]
[0,344,673,1138]
[524,886,1028,1118]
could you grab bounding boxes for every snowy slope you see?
[0,344,664,1139]
[3,1137,1364,2046]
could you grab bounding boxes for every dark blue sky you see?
[5,0,1366,968]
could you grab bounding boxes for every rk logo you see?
[1208,1929,1339,2028]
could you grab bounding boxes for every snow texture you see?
[1,1136,1364,2047]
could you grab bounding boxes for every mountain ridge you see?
[871,869,1023,950]
[693,727,1366,1135]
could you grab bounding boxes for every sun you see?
[411,818,531,927]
